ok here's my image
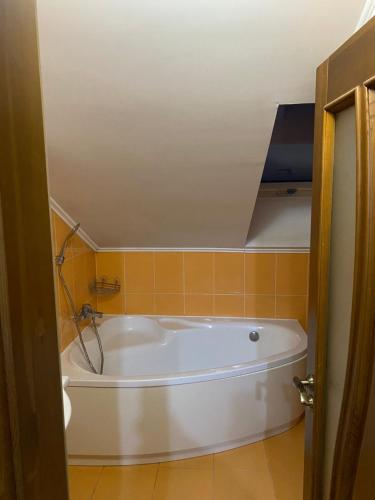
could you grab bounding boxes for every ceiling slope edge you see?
[356,0,375,30]
[50,197,309,253]
[50,197,99,251]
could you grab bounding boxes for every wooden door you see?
[0,0,69,499]
[304,18,375,500]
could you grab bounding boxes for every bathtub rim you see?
[61,314,307,388]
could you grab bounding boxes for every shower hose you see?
[57,264,104,375]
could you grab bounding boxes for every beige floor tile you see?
[68,422,304,500]
[153,468,213,500]
[214,466,277,500]
[262,420,304,500]
[92,465,158,500]
[159,454,213,470]
[214,440,266,469]
[68,466,103,500]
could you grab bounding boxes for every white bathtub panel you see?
[66,358,305,464]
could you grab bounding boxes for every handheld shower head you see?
[56,222,80,265]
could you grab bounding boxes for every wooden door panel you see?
[307,18,375,500]
[304,61,332,500]
[0,0,69,498]
[329,86,375,500]
[0,322,16,500]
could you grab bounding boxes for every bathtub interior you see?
[64,315,307,380]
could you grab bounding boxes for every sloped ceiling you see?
[37,0,365,248]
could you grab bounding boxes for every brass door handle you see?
[293,375,314,408]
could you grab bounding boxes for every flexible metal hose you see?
[91,315,104,375]
[57,264,104,374]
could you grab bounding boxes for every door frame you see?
[306,18,375,500]
[0,0,69,498]
[2,2,375,500]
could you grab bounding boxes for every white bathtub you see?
[61,315,307,465]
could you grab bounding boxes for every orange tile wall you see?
[51,212,97,351]
[95,251,310,330]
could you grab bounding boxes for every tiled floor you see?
[68,419,304,500]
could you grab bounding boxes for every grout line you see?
[153,252,156,290]
[122,291,303,297]
[182,252,186,315]
[152,252,156,314]
[94,252,98,281]
[212,252,216,295]
[89,466,105,500]
[122,252,126,295]
[125,292,265,296]
[242,251,245,317]
[213,252,216,315]
[123,252,127,314]
[151,463,160,499]
[305,253,310,294]
[274,253,277,318]
[274,293,309,297]
[243,292,277,297]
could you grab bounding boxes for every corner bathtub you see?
[61,315,307,465]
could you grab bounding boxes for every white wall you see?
[246,196,311,249]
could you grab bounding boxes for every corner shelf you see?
[90,277,121,296]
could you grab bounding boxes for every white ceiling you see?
[37,0,365,248]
